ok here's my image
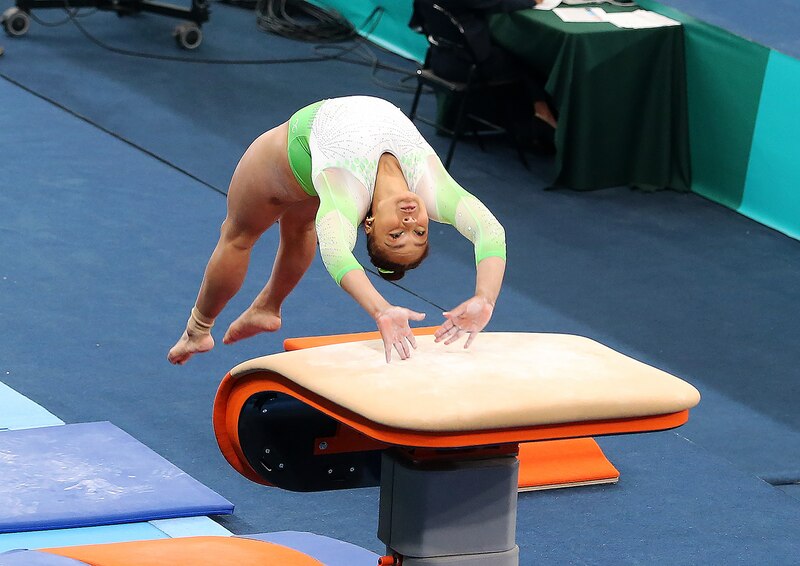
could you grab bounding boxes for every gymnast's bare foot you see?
[167,331,215,365]
[223,308,282,344]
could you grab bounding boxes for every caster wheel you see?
[173,22,202,50]
[2,7,30,37]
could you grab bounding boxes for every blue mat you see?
[0,518,230,555]
[243,531,379,566]
[0,550,88,566]
[0,422,233,533]
[0,523,168,554]
[0,381,63,431]
[0,532,378,566]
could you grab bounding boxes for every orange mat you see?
[282,329,620,491]
[44,536,324,566]
[517,438,618,491]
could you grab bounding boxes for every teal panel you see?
[679,21,768,207]
[639,1,769,208]
[307,0,427,62]
[0,523,168,553]
[739,51,800,240]
[0,381,64,431]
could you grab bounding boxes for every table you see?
[490,5,691,191]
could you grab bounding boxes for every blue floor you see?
[655,0,800,58]
[1,1,800,563]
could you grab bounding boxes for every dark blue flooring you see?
[1,2,800,563]
[655,0,800,58]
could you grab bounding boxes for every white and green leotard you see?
[286,96,506,284]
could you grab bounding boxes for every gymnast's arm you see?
[438,256,505,349]
[415,154,507,347]
[313,168,426,362]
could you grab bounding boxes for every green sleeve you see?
[430,173,507,264]
[313,169,366,285]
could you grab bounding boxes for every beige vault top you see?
[231,333,701,432]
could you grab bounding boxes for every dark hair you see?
[366,233,429,281]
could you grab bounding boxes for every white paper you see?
[603,9,681,28]
[552,7,607,22]
[534,0,562,10]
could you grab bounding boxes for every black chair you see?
[408,2,528,170]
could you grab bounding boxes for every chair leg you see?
[446,90,470,169]
[409,76,423,121]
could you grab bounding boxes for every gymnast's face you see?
[365,193,430,265]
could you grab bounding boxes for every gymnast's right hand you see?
[375,306,426,363]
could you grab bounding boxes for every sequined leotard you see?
[286,96,506,284]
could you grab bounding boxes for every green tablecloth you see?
[490,5,691,191]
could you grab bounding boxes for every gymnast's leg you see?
[223,198,319,344]
[167,132,293,365]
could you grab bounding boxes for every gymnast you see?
[167,95,506,364]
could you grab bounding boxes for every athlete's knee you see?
[279,222,316,254]
[219,218,261,252]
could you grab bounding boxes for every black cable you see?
[380,276,447,313]
[256,0,356,43]
[27,6,96,27]
[218,0,257,8]
[55,0,420,92]
[55,0,404,78]
[249,1,423,92]
[311,43,419,93]
[64,8,332,64]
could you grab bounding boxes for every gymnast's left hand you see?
[375,306,427,363]
[435,295,494,348]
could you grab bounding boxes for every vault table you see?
[214,332,700,565]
